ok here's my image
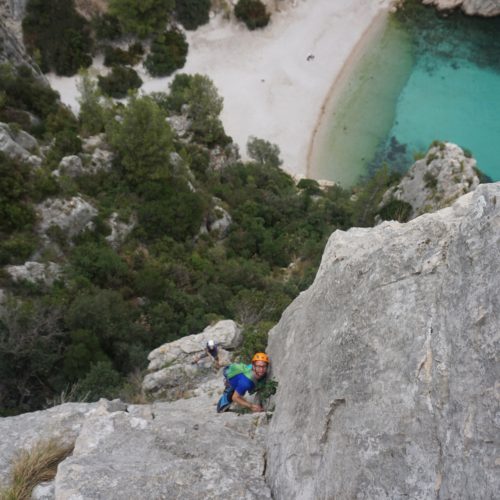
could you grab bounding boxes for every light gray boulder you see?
[81,134,106,153]
[266,183,500,499]
[36,196,98,240]
[55,155,83,177]
[0,122,37,162]
[422,0,500,16]
[381,142,480,220]
[55,396,270,499]
[209,204,232,237]
[5,261,62,285]
[166,114,191,138]
[143,320,241,396]
[146,320,242,372]
[0,403,97,485]
[105,212,136,249]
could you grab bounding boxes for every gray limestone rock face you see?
[0,403,96,485]
[55,155,84,177]
[422,0,500,16]
[105,212,136,250]
[143,320,241,397]
[36,196,98,240]
[266,184,500,499]
[0,122,35,161]
[5,261,61,285]
[382,142,480,220]
[55,396,271,499]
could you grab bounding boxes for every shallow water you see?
[311,4,500,187]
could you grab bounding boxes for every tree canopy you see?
[109,0,175,37]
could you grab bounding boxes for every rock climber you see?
[193,339,220,370]
[216,352,269,413]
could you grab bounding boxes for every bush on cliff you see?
[234,0,270,30]
[175,0,211,30]
[144,30,189,77]
[98,65,143,98]
[22,0,93,76]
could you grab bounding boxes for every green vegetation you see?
[22,0,92,76]
[0,67,404,415]
[164,73,227,146]
[105,94,173,186]
[378,199,412,223]
[109,0,175,38]
[144,30,189,77]
[234,0,270,30]
[175,0,211,30]
[98,66,143,98]
[103,44,144,67]
[0,439,74,500]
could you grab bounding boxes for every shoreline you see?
[47,0,394,178]
[306,9,390,180]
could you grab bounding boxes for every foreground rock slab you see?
[56,397,270,499]
[267,184,500,499]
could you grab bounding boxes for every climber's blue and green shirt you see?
[224,363,260,396]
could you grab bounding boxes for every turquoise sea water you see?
[311,5,500,187]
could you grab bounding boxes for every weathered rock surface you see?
[36,196,98,240]
[5,261,62,285]
[0,122,40,163]
[423,0,500,16]
[0,403,96,484]
[266,183,500,499]
[56,396,270,499]
[1,397,271,499]
[382,142,480,220]
[105,212,136,249]
[143,320,240,396]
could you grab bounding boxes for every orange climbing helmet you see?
[252,352,270,364]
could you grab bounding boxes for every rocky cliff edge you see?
[267,182,500,499]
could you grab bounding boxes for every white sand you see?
[47,0,393,177]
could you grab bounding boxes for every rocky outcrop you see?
[143,320,241,397]
[105,212,136,249]
[266,183,500,499]
[36,196,98,240]
[0,402,96,484]
[1,396,271,498]
[422,0,500,16]
[0,122,41,164]
[381,142,480,220]
[5,261,62,285]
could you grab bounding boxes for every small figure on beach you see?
[306,53,315,62]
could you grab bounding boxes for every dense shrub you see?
[105,95,173,186]
[109,0,175,37]
[378,199,413,222]
[0,64,60,121]
[0,153,36,234]
[136,178,205,241]
[175,0,211,30]
[234,0,270,30]
[98,65,143,98]
[247,136,282,167]
[92,13,123,41]
[22,0,93,76]
[77,73,106,136]
[103,44,143,67]
[166,73,227,145]
[144,30,188,77]
[69,242,129,288]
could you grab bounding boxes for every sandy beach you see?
[48,0,393,178]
